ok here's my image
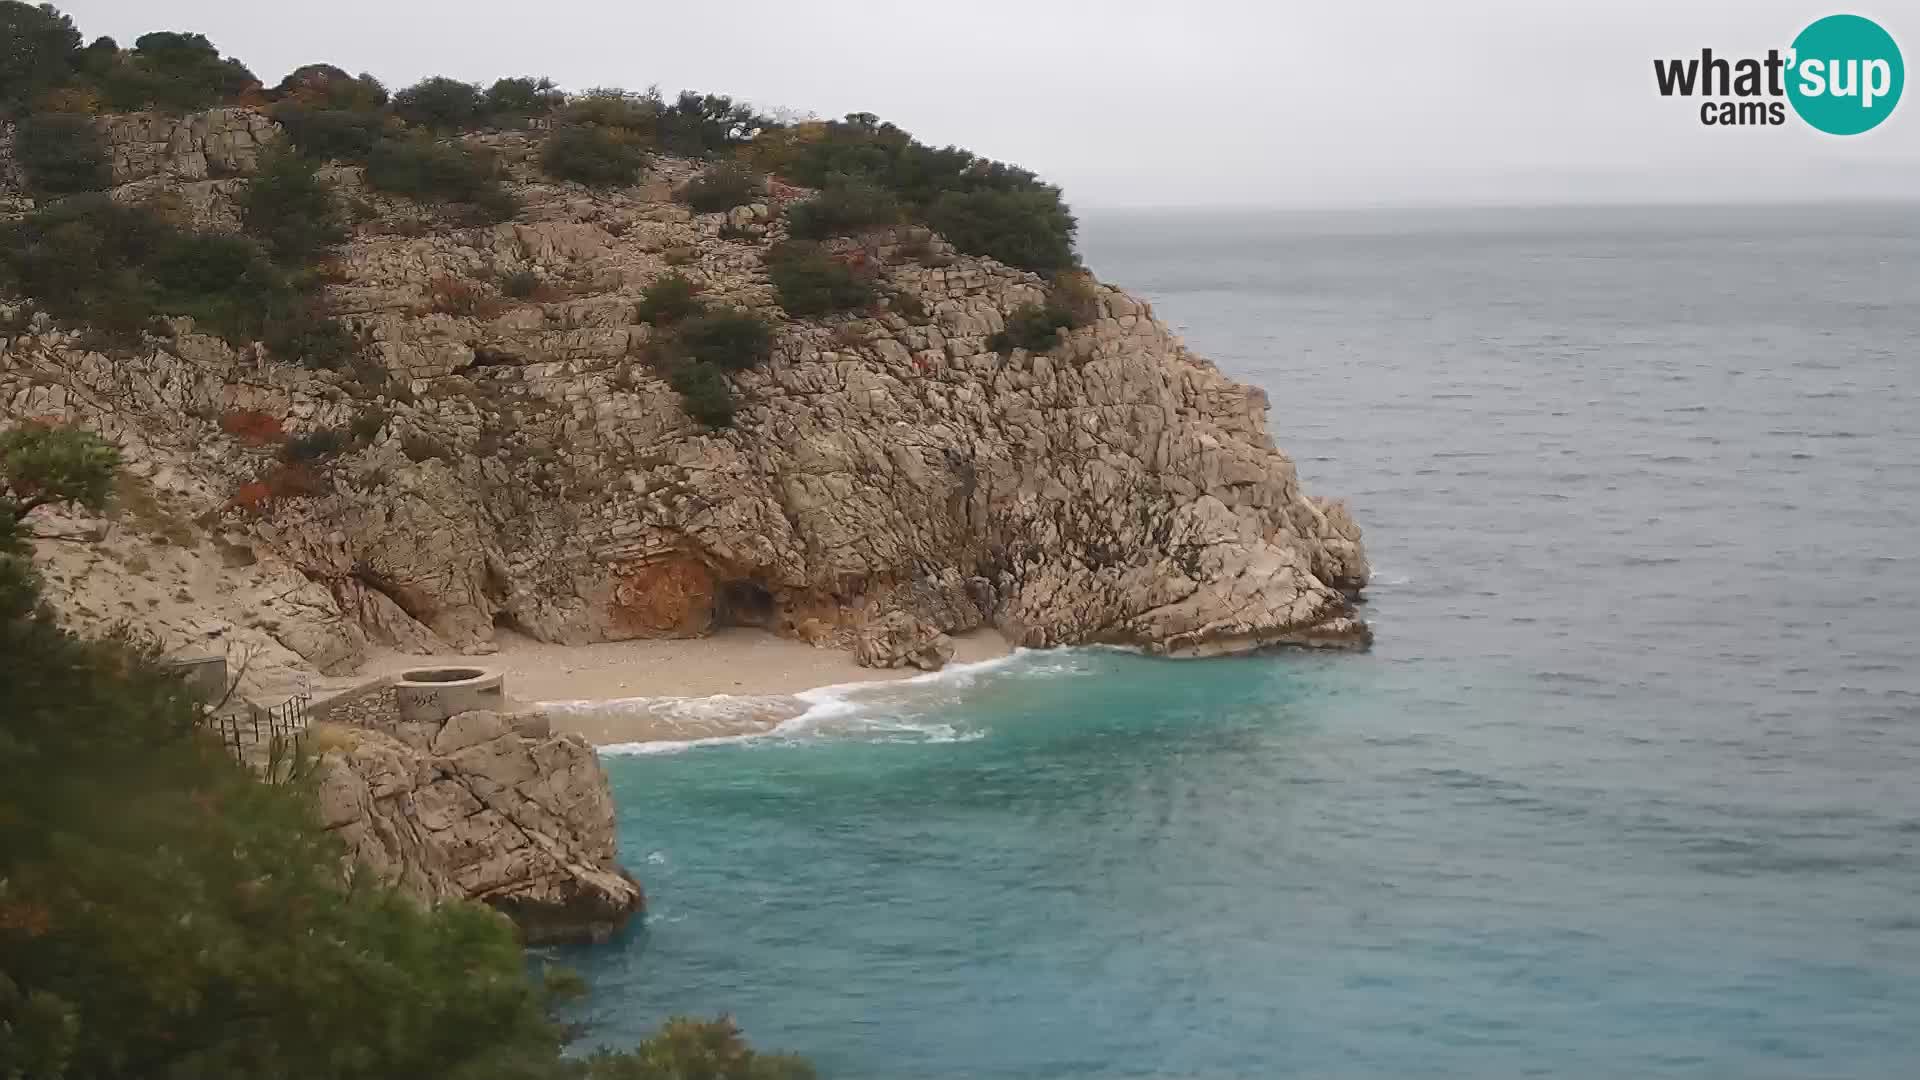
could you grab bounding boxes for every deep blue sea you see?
[559,205,1920,1078]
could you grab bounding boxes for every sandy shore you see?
[323,628,1012,746]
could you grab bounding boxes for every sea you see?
[552,204,1920,1078]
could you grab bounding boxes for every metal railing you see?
[207,689,312,761]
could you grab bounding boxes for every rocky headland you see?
[1,107,1370,700]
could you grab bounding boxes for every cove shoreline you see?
[325,627,1014,747]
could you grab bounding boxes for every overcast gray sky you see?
[59,0,1920,208]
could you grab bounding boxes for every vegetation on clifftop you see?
[1,1,1077,273]
[0,423,814,1079]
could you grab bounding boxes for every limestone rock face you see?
[1,108,1372,687]
[312,701,643,944]
[855,610,955,671]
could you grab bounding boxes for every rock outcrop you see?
[1,108,1370,693]
[312,691,643,944]
[855,610,955,671]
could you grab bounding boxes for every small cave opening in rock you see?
[493,609,522,634]
[716,580,776,628]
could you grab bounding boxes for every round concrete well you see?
[393,667,505,724]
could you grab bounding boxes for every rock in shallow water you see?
[313,706,644,944]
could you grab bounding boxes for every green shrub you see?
[926,187,1078,273]
[988,300,1077,354]
[669,361,736,428]
[560,87,658,131]
[241,149,347,263]
[502,269,540,298]
[766,241,875,317]
[261,306,354,369]
[785,180,901,240]
[269,104,388,161]
[679,309,772,371]
[582,1018,818,1080]
[0,196,300,347]
[540,125,647,188]
[679,162,763,213]
[280,427,346,463]
[272,63,388,110]
[365,137,515,220]
[655,90,769,158]
[92,30,255,113]
[749,112,1081,271]
[348,408,388,443]
[393,75,483,131]
[484,75,564,118]
[14,113,110,196]
[634,273,702,325]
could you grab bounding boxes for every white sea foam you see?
[588,648,1062,755]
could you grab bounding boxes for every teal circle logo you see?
[1788,14,1904,134]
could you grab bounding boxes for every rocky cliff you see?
[1,109,1369,693]
[311,690,643,944]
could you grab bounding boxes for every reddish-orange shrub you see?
[220,409,284,445]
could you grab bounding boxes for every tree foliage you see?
[485,76,564,118]
[96,31,257,113]
[765,241,874,317]
[0,196,305,346]
[365,137,516,220]
[540,125,647,188]
[0,422,120,522]
[784,180,901,241]
[668,361,737,429]
[633,273,703,326]
[393,75,483,131]
[13,111,109,195]
[241,148,347,263]
[752,112,1079,271]
[0,1,82,118]
[678,162,763,214]
[0,446,813,1080]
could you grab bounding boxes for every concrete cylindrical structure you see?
[393,667,505,724]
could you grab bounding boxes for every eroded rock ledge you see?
[1,108,1370,692]
[313,688,643,944]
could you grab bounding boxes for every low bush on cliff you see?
[280,426,347,462]
[13,112,110,195]
[785,180,902,240]
[680,309,773,372]
[925,186,1078,274]
[669,360,738,428]
[0,195,296,345]
[269,102,390,161]
[987,273,1100,354]
[634,273,703,325]
[679,162,763,213]
[485,75,565,120]
[261,303,355,369]
[365,137,517,221]
[751,112,1079,272]
[989,301,1077,354]
[240,148,348,263]
[766,240,875,317]
[393,74,483,131]
[541,124,648,188]
[81,30,257,114]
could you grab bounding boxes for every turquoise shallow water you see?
[558,205,1920,1077]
